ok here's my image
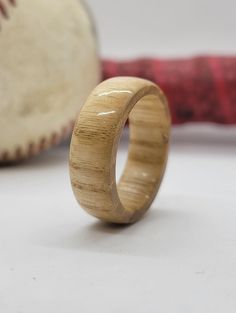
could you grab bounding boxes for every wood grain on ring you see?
[69,77,171,224]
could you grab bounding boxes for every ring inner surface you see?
[117,93,169,213]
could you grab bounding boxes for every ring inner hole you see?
[117,93,169,213]
[116,126,129,182]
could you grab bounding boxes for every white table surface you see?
[1,125,236,313]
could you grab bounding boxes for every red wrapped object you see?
[103,56,236,125]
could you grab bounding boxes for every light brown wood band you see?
[69,77,171,224]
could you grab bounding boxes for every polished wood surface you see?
[70,77,171,224]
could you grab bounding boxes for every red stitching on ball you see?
[0,120,75,163]
[0,0,15,20]
[0,0,76,163]
[0,2,9,19]
[8,0,16,6]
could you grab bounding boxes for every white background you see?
[1,1,236,313]
[87,0,236,58]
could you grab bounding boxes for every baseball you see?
[0,0,100,162]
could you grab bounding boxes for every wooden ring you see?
[69,77,171,224]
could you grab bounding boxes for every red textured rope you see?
[102,56,236,125]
